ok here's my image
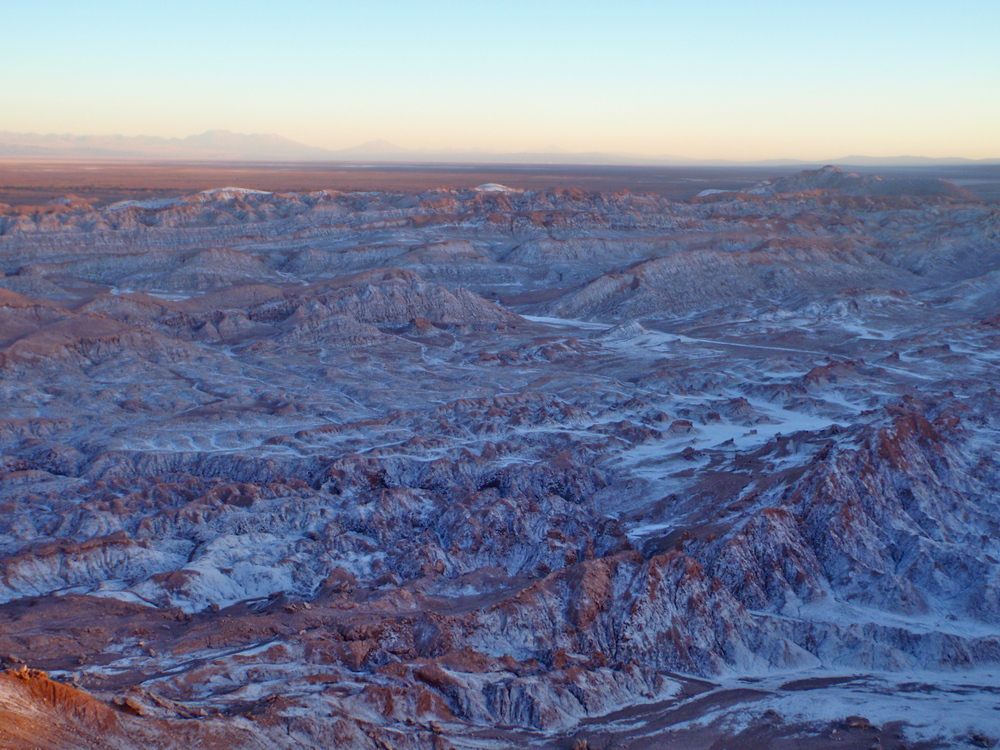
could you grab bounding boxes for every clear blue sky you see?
[3,0,998,159]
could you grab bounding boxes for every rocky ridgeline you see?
[0,171,999,748]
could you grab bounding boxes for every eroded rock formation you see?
[1,171,998,748]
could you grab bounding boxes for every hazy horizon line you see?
[2,128,998,167]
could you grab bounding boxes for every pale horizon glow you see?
[2,0,998,161]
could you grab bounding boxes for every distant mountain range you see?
[0,130,333,161]
[1,129,997,167]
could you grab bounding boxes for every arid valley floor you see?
[0,163,999,749]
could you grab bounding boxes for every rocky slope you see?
[747,165,983,202]
[0,171,998,749]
